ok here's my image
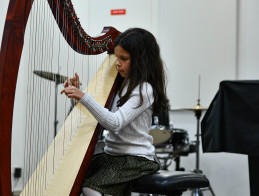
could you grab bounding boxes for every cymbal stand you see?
[193,103,202,174]
[193,75,202,173]
[191,105,215,196]
[192,75,216,196]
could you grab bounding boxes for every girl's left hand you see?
[60,85,85,101]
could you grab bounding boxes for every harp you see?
[0,0,120,195]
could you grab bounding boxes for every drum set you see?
[150,106,216,196]
[149,111,197,171]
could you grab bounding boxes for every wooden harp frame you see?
[0,0,120,195]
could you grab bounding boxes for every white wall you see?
[1,0,259,195]
[237,0,259,79]
[158,0,237,108]
[72,0,153,36]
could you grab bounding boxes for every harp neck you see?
[48,0,120,54]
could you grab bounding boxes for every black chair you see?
[132,170,210,196]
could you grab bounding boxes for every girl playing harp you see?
[61,27,169,196]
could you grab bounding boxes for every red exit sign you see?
[111,9,126,15]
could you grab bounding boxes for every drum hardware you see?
[149,110,200,174]
[174,157,185,171]
[188,141,197,153]
[191,103,216,196]
[171,128,190,155]
[156,154,173,170]
[169,75,216,196]
[170,106,208,171]
[154,128,192,171]
[155,149,187,171]
[149,116,171,146]
[192,103,205,173]
[155,151,178,170]
[170,105,215,196]
[94,129,109,154]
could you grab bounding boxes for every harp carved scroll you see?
[0,0,120,195]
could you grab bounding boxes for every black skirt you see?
[83,153,159,196]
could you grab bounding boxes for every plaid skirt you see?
[83,153,159,196]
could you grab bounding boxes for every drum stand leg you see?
[191,103,216,196]
[175,157,185,171]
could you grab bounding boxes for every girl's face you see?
[114,45,131,78]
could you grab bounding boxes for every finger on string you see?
[72,76,78,87]
[64,80,68,87]
[60,89,66,94]
[68,78,72,86]
[70,78,74,86]
[75,72,80,88]
[75,72,79,80]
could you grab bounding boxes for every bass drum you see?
[149,125,172,146]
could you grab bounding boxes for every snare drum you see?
[149,125,172,146]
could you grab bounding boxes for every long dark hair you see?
[114,28,169,114]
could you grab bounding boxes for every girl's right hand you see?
[64,72,80,89]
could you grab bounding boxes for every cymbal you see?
[33,70,68,84]
[170,105,208,112]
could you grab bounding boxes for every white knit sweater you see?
[79,82,155,160]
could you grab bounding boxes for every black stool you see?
[132,170,210,196]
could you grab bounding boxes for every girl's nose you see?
[116,59,121,66]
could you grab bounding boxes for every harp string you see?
[0,0,120,194]
[23,0,49,194]
[10,0,115,194]
[14,0,102,194]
